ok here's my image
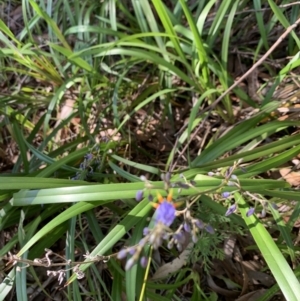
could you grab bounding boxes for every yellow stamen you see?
[151,202,159,208]
[167,190,173,202]
[156,192,164,204]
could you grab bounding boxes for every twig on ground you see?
[202,17,300,113]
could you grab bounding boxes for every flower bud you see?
[272,203,278,210]
[85,153,93,161]
[192,234,198,243]
[174,232,185,244]
[117,249,128,260]
[167,240,174,249]
[128,248,136,255]
[162,232,169,240]
[194,219,204,229]
[225,204,236,216]
[183,222,191,233]
[125,257,136,270]
[139,238,146,246]
[165,172,171,182]
[143,227,150,236]
[140,175,147,181]
[140,256,148,268]
[205,225,215,234]
[135,190,144,202]
[222,192,231,198]
[176,243,182,252]
[177,182,190,189]
[246,207,255,217]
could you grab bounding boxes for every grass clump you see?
[1,0,300,300]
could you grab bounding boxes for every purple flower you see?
[222,192,231,198]
[140,256,148,268]
[155,201,176,227]
[225,204,236,216]
[246,207,255,217]
[135,190,144,202]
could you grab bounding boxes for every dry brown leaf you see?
[151,242,193,280]
[280,167,300,186]
[245,270,275,287]
[235,289,267,301]
[55,98,75,128]
[206,274,240,298]
[223,235,237,259]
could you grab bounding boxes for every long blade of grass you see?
[193,118,298,167]
[269,203,296,266]
[179,0,209,86]
[236,192,300,301]
[268,0,300,48]
[152,0,187,64]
